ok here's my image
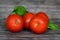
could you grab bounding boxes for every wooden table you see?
[0,0,60,40]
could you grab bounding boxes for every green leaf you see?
[12,6,28,16]
[48,21,58,30]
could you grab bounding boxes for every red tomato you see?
[36,12,49,22]
[30,15,48,34]
[23,12,35,30]
[6,14,24,32]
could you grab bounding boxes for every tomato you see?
[6,14,24,32]
[23,12,35,30]
[30,15,48,34]
[36,12,49,22]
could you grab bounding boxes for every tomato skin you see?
[36,12,49,22]
[23,12,35,30]
[6,14,24,32]
[30,15,48,34]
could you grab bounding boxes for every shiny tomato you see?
[30,15,48,34]
[23,12,35,30]
[6,14,24,32]
[36,12,49,22]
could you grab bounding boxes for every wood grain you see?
[0,0,60,40]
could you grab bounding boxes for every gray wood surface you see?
[0,0,60,40]
[0,0,60,19]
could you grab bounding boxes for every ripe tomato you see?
[30,15,48,34]
[23,12,35,30]
[6,14,24,32]
[36,12,49,22]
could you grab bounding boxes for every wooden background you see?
[0,0,60,40]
